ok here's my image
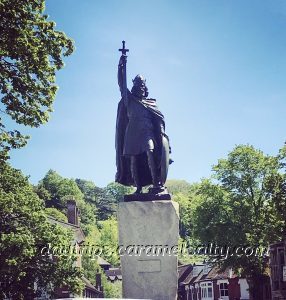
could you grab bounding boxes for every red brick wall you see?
[213,279,220,300]
[228,278,241,300]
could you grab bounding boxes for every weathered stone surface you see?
[118,200,179,300]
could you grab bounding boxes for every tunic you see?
[123,94,155,156]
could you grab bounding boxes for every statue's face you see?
[131,75,148,98]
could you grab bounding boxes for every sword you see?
[118,41,129,102]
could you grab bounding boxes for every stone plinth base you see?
[118,200,179,300]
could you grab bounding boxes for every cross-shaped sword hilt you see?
[119,40,129,56]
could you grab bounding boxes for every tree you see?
[36,171,100,235]
[173,193,192,239]
[266,144,286,238]
[75,179,98,205]
[37,170,85,209]
[172,183,200,240]
[103,278,122,298]
[79,203,97,236]
[0,0,74,161]
[105,182,133,203]
[0,163,83,299]
[45,207,68,223]
[75,179,118,221]
[192,145,280,299]
[97,218,120,266]
[166,179,191,195]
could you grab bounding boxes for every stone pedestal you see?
[118,200,179,300]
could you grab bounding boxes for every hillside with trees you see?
[2,142,286,298]
[30,144,286,299]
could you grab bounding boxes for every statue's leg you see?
[147,149,160,188]
[131,155,142,193]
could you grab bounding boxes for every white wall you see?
[239,278,250,300]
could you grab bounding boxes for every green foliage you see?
[266,144,286,238]
[103,278,122,298]
[81,255,100,285]
[192,179,236,245]
[37,173,122,289]
[97,218,120,266]
[75,179,98,205]
[172,184,200,239]
[80,203,97,236]
[0,0,74,161]
[81,218,122,297]
[173,193,192,239]
[75,178,118,221]
[172,184,205,264]
[45,207,68,223]
[166,179,191,195]
[177,237,203,265]
[213,144,279,246]
[37,171,100,236]
[37,170,84,209]
[105,182,133,202]
[94,187,117,221]
[192,145,280,277]
[34,183,51,201]
[0,162,83,299]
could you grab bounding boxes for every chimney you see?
[67,200,79,225]
[95,271,103,292]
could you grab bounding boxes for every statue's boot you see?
[135,186,142,194]
[131,156,142,194]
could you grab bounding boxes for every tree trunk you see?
[247,274,270,300]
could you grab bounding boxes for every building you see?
[270,240,286,300]
[97,256,112,271]
[105,268,122,282]
[47,200,103,299]
[178,263,249,300]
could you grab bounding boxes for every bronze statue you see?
[115,41,172,198]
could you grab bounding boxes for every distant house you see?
[178,263,250,300]
[105,268,122,282]
[178,263,194,287]
[97,256,111,271]
[47,200,103,299]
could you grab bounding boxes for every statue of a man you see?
[115,42,172,195]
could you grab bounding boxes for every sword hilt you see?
[119,40,129,56]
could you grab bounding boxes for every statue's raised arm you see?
[118,41,129,100]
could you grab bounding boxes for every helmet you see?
[132,74,146,86]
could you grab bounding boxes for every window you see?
[219,282,229,297]
[200,282,213,299]
[196,286,200,300]
[189,286,194,300]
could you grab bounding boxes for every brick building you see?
[47,200,103,298]
[270,240,286,300]
[178,263,249,300]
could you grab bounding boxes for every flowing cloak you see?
[115,93,170,187]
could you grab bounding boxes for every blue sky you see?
[10,0,286,187]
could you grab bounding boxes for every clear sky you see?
[10,0,286,187]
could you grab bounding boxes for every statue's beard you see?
[131,85,148,98]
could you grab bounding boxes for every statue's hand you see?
[119,55,127,66]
